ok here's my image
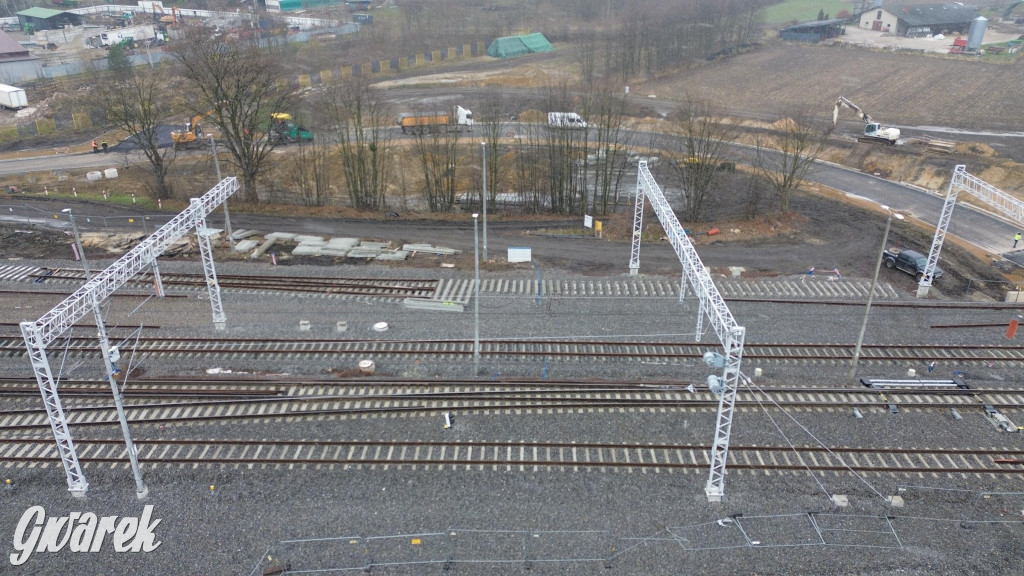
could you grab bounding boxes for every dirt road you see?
[1,189,1011,301]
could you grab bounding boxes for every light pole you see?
[849,206,904,380]
[481,142,488,261]
[63,210,147,498]
[473,213,480,375]
[211,135,234,249]
[62,208,91,281]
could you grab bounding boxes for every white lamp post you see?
[850,206,904,380]
[481,142,488,261]
[473,213,480,375]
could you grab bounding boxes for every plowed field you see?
[639,43,1024,131]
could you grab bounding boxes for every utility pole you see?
[850,207,903,380]
[62,208,91,281]
[473,213,480,375]
[211,135,234,249]
[481,142,488,261]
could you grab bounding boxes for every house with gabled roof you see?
[0,29,41,84]
[858,3,979,37]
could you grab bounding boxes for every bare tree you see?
[321,78,393,210]
[544,82,587,215]
[168,28,296,202]
[477,96,505,209]
[581,86,630,215]
[669,95,736,221]
[290,136,332,207]
[509,124,547,213]
[743,169,766,220]
[412,129,461,212]
[753,111,831,213]
[97,45,174,200]
[612,0,768,83]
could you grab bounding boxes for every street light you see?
[481,142,488,262]
[63,209,147,498]
[473,213,480,375]
[849,206,904,380]
[62,208,91,281]
[211,135,234,250]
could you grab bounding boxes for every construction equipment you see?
[269,113,313,145]
[396,106,473,135]
[832,96,900,145]
[171,110,216,150]
[99,25,156,48]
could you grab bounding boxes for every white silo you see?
[967,16,987,52]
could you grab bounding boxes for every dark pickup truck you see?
[883,248,942,281]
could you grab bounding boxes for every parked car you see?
[883,248,943,281]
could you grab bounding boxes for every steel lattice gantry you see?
[19,177,239,496]
[629,162,745,502]
[918,165,1023,298]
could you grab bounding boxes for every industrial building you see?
[858,3,979,37]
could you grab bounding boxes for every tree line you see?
[100,3,828,222]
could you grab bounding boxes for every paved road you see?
[0,125,1018,261]
[809,162,1013,255]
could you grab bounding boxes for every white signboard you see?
[584,215,593,229]
[508,247,532,263]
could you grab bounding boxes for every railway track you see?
[0,380,1020,433]
[0,266,441,299]
[2,437,1022,477]
[5,265,1024,309]
[39,270,439,298]
[1,336,1023,365]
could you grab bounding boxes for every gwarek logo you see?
[9,505,161,566]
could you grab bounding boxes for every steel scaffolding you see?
[918,165,1020,297]
[629,162,745,502]
[19,178,239,496]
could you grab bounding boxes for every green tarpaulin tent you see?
[486,33,554,58]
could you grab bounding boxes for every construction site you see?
[0,1,1023,574]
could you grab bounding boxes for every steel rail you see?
[1,438,1021,476]
[2,337,1023,363]
[0,392,1019,432]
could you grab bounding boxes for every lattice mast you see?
[19,178,239,496]
[919,165,1024,297]
[629,162,745,502]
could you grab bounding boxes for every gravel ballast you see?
[1,257,1022,575]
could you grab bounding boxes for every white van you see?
[548,112,587,129]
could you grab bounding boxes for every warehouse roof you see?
[16,7,65,18]
[888,3,979,26]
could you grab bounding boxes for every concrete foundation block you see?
[233,239,259,253]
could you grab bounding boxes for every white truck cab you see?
[455,105,474,129]
[548,112,587,129]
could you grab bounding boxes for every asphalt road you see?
[2,137,1015,261]
[809,161,1014,255]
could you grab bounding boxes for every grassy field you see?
[761,0,854,25]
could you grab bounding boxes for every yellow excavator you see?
[171,109,216,150]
